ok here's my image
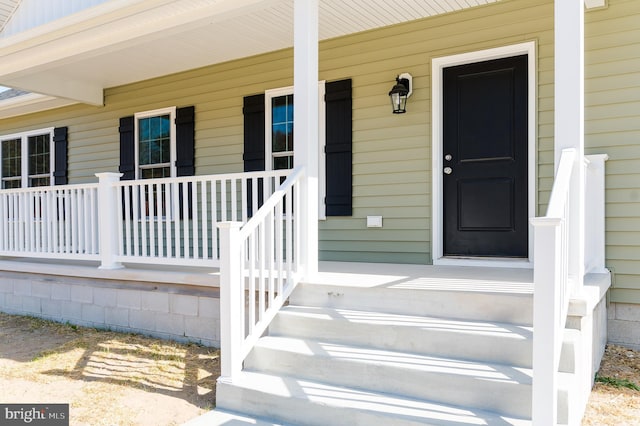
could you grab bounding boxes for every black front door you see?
[443,55,528,257]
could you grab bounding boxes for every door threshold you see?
[434,256,533,269]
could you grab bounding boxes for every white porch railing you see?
[530,148,577,425]
[0,170,290,268]
[218,166,304,381]
[0,184,100,260]
[112,170,289,267]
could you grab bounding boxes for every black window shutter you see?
[243,94,266,172]
[119,116,135,180]
[175,106,195,177]
[325,78,353,216]
[243,94,266,216]
[53,126,68,185]
[175,106,195,219]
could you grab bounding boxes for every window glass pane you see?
[272,96,287,124]
[286,122,293,151]
[139,114,171,167]
[141,167,171,180]
[273,155,293,170]
[2,138,21,179]
[29,177,50,187]
[271,95,294,155]
[2,179,21,189]
[28,134,50,177]
[272,124,288,152]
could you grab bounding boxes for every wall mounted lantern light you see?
[388,72,413,114]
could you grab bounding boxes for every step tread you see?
[224,371,532,426]
[184,409,288,426]
[289,283,533,325]
[278,305,533,338]
[254,335,533,384]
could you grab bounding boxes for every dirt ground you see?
[0,313,218,426]
[583,344,640,425]
[0,312,639,426]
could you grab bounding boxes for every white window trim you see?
[265,82,326,219]
[0,127,55,188]
[134,106,177,180]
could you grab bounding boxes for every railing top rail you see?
[111,169,291,187]
[238,166,305,241]
[0,182,99,194]
[544,148,576,219]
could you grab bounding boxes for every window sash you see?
[0,129,54,189]
[134,107,176,180]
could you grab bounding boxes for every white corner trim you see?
[431,41,537,268]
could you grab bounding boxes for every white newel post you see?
[96,172,123,270]
[531,218,562,426]
[293,0,319,280]
[218,221,243,381]
[555,0,585,291]
[584,154,609,274]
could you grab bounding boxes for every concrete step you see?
[290,282,533,325]
[271,305,533,367]
[215,371,532,426]
[246,336,533,419]
[183,409,288,426]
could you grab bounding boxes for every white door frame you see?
[431,41,537,268]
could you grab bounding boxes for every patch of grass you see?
[595,374,640,391]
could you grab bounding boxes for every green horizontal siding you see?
[586,0,640,302]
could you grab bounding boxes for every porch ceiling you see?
[0,0,20,33]
[0,0,499,109]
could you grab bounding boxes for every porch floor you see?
[0,257,534,294]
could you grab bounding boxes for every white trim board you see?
[431,41,537,268]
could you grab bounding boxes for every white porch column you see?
[555,0,585,289]
[293,0,319,279]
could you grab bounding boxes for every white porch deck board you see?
[313,261,533,294]
[0,257,534,294]
[0,257,219,287]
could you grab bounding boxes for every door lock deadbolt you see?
[444,154,452,161]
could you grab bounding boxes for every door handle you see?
[444,167,452,175]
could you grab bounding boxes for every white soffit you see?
[0,0,499,108]
[0,0,20,33]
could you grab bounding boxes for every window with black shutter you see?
[242,78,353,217]
[119,106,195,218]
[119,106,195,180]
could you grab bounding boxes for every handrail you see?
[546,149,576,218]
[218,166,305,381]
[110,169,289,188]
[239,166,305,240]
[0,181,98,194]
[530,147,576,425]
